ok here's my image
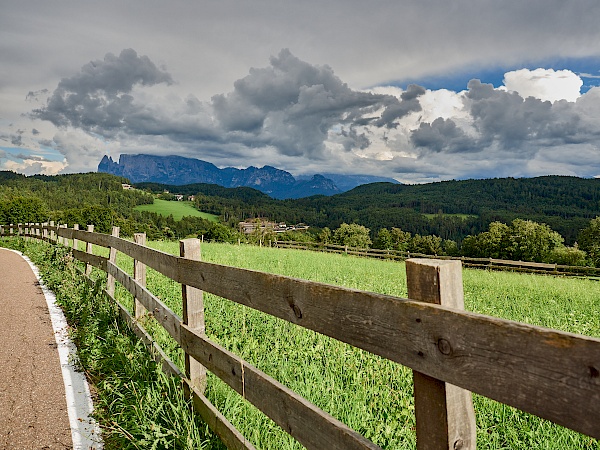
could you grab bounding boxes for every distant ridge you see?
[98,154,399,199]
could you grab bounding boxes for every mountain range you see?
[98,154,398,199]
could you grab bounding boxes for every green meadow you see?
[134,199,219,221]
[118,241,600,449]
[4,237,599,449]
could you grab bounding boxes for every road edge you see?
[8,249,104,450]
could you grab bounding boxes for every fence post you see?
[134,233,147,319]
[73,224,79,251]
[60,224,67,246]
[405,258,476,450]
[42,222,48,240]
[49,221,54,241]
[180,238,207,393]
[106,226,120,297]
[85,225,94,276]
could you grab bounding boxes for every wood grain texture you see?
[111,236,600,438]
[110,292,183,378]
[106,262,181,343]
[188,385,256,450]
[180,239,207,394]
[100,268,253,450]
[28,229,600,438]
[134,233,147,319]
[106,227,119,297]
[72,249,107,272]
[406,259,476,450]
[180,325,382,450]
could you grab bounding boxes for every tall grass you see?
[3,237,599,449]
[130,241,600,449]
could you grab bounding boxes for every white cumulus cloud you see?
[502,68,583,102]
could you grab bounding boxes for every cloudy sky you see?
[2,1,600,183]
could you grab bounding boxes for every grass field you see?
[4,237,599,449]
[134,199,219,221]
[117,241,600,449]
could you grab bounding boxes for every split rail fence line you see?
[272,240,600,277]
[2,222,600,450]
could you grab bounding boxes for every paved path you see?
[0,248,74,449]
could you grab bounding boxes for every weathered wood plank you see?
[106,262,181,342]
[406,259,476,450]
[180,239,207,394]
[106,227,119,297]
[72,249,108,272]
[104,271,253,450]
[85,225,94,276]
[72,224,79,251]
[110,292,183,378]
[188,385,256,450]
[62,231,600,438]
[134,233,147,319]
[133,246,600,438]
[180,325,382,450]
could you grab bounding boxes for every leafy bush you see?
[462,219,564,263]
[547,245,588,267]
[332,223,372,248]
[578,216,600,267]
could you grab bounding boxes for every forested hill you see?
[141,175,599,244]
[288,176,600,244]
[2,171,599,245]
[336,176,599,217]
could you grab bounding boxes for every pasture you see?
[111,241,600,449]
[134,199,219,221]
[3,234,598,449]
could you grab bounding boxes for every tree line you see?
[3,171,600,266]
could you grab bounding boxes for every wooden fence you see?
[2,222,600,449]
[272,240,600,277]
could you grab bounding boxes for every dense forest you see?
[2,171,600,266]
[137,175,600,245]
[0,171,208,238]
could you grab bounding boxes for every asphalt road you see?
[0,248,73,449]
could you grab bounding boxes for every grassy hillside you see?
[134,199,219,222]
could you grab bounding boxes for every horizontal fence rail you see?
[2,223,600,449]
[272,240,600,277]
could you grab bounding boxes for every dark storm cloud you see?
[411,117,477,153]
[25,89,48,102]
[38,138,54,147]
[14,153,51,162]
[465,79,585,148]
[11,132,23,146]
[411,79,600,156]
[30,49,173,133]
[30,48,423,159]
[373,85,426,128]
[211,49,421,157]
